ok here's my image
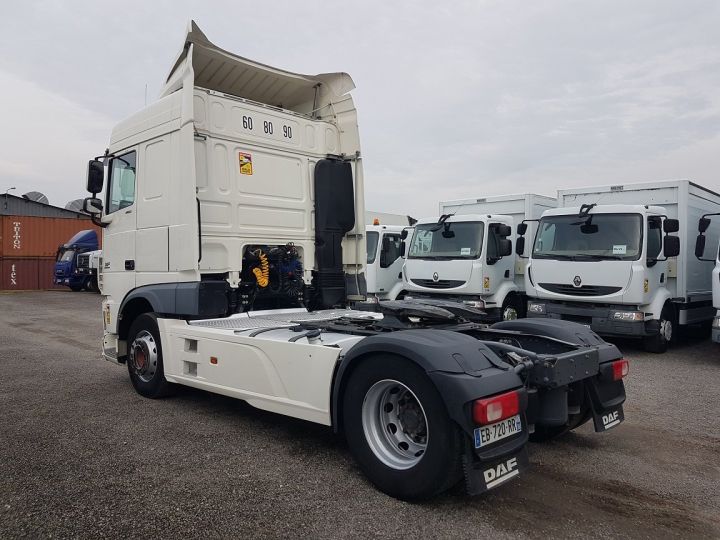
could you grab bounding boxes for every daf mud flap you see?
[586,369,627,433]
[464,446,530,495]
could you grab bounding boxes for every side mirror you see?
[496,224,511,238]
[664,235,680,258]
[664,218,679,234]
[498,238,512,257]
[699,217,711,233]
[580,223,599,234]
[695,235,706,259]
[401,228,409,240]
[83,197,103,216]
[517,223,528,236]
[400,241,406,257]
[515,237,526,256]
[86,160,104,194]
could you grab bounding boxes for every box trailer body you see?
[523,180,720,352]
[365,210,414,227]
[84,21,627,500]
[402,195,555,321]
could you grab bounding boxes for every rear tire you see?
[342,355,464,500]
[643,304,674,354]
[85,277,99,293]
[127,313,173,398]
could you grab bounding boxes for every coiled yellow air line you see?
[252,250,269,287]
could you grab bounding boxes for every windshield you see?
[366,231,380,264]
[58,249,76,263]
[533,213,642,261]
[408,221,484,259]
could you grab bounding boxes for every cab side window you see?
[647,217,662,259]
[380,234,402,268]
[106,151,137,214]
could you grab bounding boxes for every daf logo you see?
[432,272,439,282]
[573,276,582,287]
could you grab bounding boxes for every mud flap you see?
[591,404,624,432]
[464,446,529,495]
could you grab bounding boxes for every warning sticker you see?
[460,247,471,255]
[239,152,253,175]
[612,245,627,255]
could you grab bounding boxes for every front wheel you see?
[342,355,464,500]
[501,295,524,321]
[643,304,674,354]
[127,313,173,398]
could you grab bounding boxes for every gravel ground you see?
[1,291,718,539]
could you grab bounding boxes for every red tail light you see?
[612,359,629,381]
[473,390,520,425]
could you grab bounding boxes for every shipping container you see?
[38,257,66,290]
[0,216,101,258]
[1,258,39,290]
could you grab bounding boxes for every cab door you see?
[376,233,404,296]
[645,216,667,299]
[101,150,138,303]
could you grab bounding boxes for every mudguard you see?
[331,329,525,438]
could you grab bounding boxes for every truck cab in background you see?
[53,230,99,291]
[365,222,409,301]
[75,249,102,293]
[521,180,720,353]
[402,214,518,321]
[695,213,720,343]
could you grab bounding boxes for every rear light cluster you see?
[473,390,519,425]
[612,358,629,381]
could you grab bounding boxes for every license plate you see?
[474,414,522,448]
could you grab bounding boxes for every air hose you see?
[252,250,269,287]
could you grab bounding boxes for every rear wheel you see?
[342,355,464,500]
[643,303,674,354]
[127,313,173,398]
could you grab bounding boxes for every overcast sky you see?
[1,1,719,217]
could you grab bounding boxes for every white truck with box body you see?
[81,22,629,500]
[402,194,555,321]
[694,213,720,343]
[519,180,720,352]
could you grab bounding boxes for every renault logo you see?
[573,276,582,287]
[432,272,439,282]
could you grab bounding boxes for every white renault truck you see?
[694,214,720,343]
[519,180,720,353]
[81,21,629,500]
[402,194,555,321]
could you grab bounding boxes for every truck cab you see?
[521,204,681,351]
[695,214,720,343]
[53,229,99,291]
[402,214,519,320]
[365,223,408,301]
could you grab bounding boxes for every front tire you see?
[127,313,173,398]
[342,355,464,500]
[643,304,674,354]
[501,295,524,321]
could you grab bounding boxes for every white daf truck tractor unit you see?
[402,194,555,321]
[694,212,720,343]
[81,21,629,500]
[518,180,720,353]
